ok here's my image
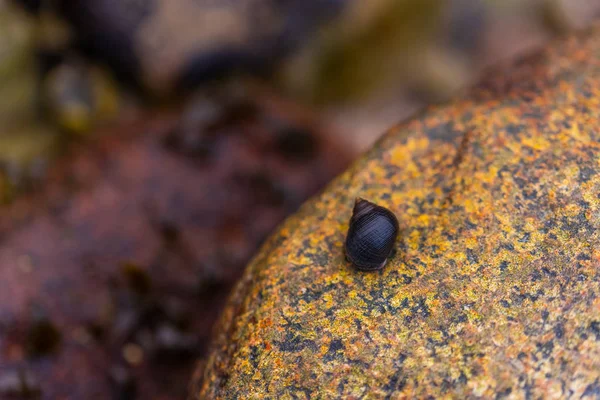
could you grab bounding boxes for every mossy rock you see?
[192,25,600,398]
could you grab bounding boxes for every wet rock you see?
[193,25,600,398]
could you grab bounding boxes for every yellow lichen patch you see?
[193,25,600,399]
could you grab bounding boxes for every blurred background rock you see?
[2,0,600,179]
[0,0,599,398]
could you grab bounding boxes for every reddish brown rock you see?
[0,91,352,399]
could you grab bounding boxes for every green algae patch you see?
[193,25,600,399]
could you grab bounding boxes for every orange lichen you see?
[193,24,600,399]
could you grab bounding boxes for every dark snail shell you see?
[344,198,399,271]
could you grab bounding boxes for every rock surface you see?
[193,25,600,398]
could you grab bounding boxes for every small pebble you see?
[122,343,144,366]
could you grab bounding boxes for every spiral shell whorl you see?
[352,197,375,220]
[345,198,399,271]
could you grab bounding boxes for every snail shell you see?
[344,198,399,271]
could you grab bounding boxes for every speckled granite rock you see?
[192,25,600,398]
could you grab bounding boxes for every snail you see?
[344,198,399,271]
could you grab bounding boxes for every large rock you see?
[193,25,600,398]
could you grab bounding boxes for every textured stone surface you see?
[193,25,600,398]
